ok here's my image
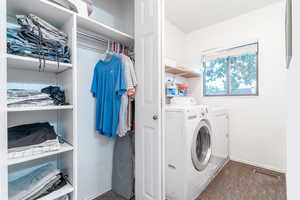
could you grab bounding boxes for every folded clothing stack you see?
[8,89,54,108]
[7,86,68,108]
[8,122,61,159]
[9,164,68,200]
[41,86,67,106]
[7,14,71,67]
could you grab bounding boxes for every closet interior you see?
[0,0,135,200]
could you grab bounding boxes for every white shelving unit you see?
[2,0,78,199]
[0,0,135,200]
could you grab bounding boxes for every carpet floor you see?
[197,161,286,200]
[95,161,286,200]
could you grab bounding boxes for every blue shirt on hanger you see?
[91,54,127,138]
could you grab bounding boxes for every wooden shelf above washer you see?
[165,65,201,78]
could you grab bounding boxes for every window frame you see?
[203,43,259,97]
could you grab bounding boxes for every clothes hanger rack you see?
[77,31,108,44]
[77,31,135,59]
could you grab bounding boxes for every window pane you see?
[229,53,257,95]
[204,58,228,96]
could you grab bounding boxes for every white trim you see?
[230,157,286,174]
[161,0,166,199]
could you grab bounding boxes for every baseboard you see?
[230,157,286,174]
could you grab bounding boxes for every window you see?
[203,43,258,96]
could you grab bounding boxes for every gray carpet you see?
[95,191,126,200]
[197,161,286,200]
[96,161,286,200]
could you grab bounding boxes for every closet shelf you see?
[6,54,72,73]
[7,105,74,112]
[76,15,134,45]
[37,183,74,200]
[165,65,201,78]
[8,143,74,166]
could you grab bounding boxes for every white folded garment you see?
[7,93,51,105]
[7,100,55,108]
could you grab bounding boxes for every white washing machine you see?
[165,98,229,200]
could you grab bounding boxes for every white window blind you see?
[203,42,258,61]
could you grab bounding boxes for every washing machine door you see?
[191,120,212,171]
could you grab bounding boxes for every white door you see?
[135,0,163,199]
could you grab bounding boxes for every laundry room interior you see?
[0,0,295,200]
[164,0,287,199]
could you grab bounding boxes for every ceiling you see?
[166,0,283,33]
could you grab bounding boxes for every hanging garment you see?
[91,54,127,138]
[117,55,137,137]
[117,55,129,137]
[126,97,135,131]
[117,94,129,137]
[112,132,135,200]
[121,55,137,91]
[126,56,137,90]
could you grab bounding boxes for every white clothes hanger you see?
[104,40,113,62]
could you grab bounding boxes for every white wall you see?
[91,0,134,36]
[164,18,191,89]
[165,19,186,67]
[287,0,300,198]
[77,45,115,200]
[185,2,287,172]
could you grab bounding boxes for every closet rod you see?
[77,31,134,54]
[77,31,108,44]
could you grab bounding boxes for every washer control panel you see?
[199,105,209,118]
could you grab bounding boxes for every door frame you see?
[161,0,166,199]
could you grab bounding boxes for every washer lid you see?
[191,120,212,171]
